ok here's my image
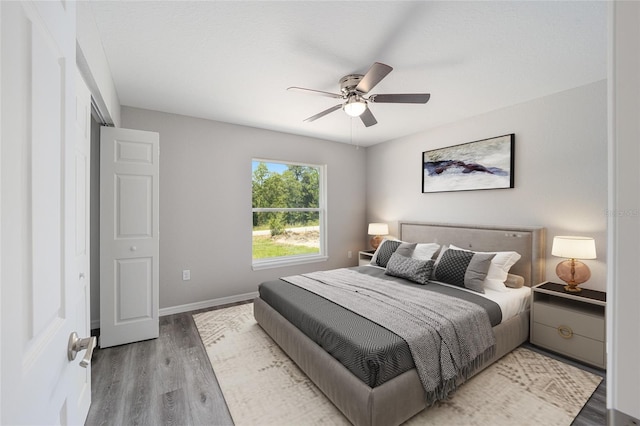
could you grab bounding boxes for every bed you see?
[254,222,545,426]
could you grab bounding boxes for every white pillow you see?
[411,243,440,261]
[449,245,521,292]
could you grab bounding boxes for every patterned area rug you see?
[193,303,602,426]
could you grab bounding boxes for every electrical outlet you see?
[182,269,191,281]
[347,251,352,259]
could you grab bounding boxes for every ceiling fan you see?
[287,62,430,127]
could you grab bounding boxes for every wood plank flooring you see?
[86,308,234,426]
[85,302,606,426]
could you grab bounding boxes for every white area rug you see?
[193,303,602,426]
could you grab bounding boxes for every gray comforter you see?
[279,267,496,403]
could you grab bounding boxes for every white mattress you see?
[432,280,531,323]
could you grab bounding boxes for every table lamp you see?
[368,223,389,250]
[551,236,596,292]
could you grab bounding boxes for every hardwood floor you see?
[85,302,606,426]
[86,309,235,426]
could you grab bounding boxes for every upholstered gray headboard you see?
[399,222,546,287]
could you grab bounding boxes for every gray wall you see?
[119,107,367,312]
[366,80,607,291]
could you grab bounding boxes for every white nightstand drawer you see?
[533,301,604,341]
[532,322,605,368]
[531,282,606,370]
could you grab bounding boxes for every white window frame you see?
[251,159,327,270]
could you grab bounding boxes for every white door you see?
[1,2,94,424]
[100,127,160,348]
[73,68,94,420]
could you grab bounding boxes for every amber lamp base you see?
[370,235,383,250]
[556,258,591,292]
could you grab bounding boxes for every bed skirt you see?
[253,296,529,426]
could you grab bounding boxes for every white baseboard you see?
[159,291,259,317]
[90,292,258,330]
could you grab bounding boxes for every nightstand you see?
[530,282,606,369]
[358,250,375,266]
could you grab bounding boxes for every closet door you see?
[100,127,159,348]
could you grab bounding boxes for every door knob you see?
[68,332,97,368]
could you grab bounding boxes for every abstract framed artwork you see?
[422,134,515,193]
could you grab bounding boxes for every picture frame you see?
[422,134,515,193]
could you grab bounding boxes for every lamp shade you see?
[368,223,389,236]
[551,236,596,259]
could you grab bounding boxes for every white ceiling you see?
[88,1,607,147]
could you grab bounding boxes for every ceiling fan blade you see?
[355,62,393,94]
[304,104,343,122]
[369,93,431,104]
[288,86,343,99]
[359,107,377,127]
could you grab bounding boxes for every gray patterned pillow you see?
[385,252,434,285]
[433,248,495,293]
[373,240,403,267]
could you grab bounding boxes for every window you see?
[252,159,326,269]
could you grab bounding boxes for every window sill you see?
[252,254,328,271]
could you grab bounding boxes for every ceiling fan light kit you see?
[343,96,367,117]
[288,62,430,127]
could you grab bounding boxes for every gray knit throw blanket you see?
[282,268,496,404]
